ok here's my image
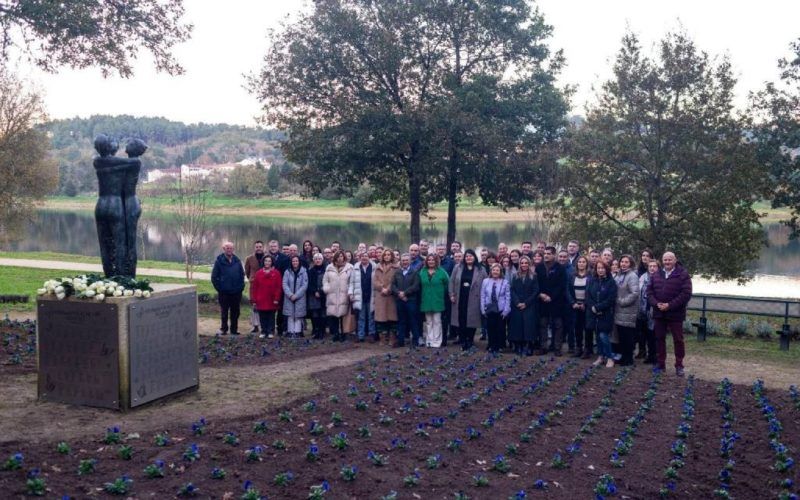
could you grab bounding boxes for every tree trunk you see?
[408,166,421,243]
[446,151,459,247]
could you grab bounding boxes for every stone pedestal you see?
[37,284,198,410]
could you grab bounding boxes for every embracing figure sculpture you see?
[93,135,148,278]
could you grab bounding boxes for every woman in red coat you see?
[250,255,283,338]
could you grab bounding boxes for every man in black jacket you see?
[536,246,567,355]
[391,253,421,348]
[211,241,245,335]
[356,252,376,342]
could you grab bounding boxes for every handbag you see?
[342,304,356,333]
[485,281,500,314]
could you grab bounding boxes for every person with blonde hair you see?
[373,249,398,345]
[508,256,538,355]
[481,263,511,353]
[323,251,362,342]
[419,254,449,348]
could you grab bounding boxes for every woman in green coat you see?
[419,254,450,348]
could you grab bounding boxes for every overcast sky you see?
[16,0,800,126]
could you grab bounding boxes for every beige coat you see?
[322,263,362,318]
[244,254,263,281]
[372,264,398,322]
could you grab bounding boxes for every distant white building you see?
[236,157,272,168]
[146,167,181,183]
[144,163,239,183]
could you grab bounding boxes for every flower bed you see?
[198,333,359,367]
[0,351,796,498]
[0,317,36,375]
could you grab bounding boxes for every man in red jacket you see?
[647,252,692,376]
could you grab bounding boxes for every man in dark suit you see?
[536,246,567,356]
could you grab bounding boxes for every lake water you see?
[10,210,800,298]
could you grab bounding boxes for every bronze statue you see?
[94,135,147,278]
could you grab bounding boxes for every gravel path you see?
[0,346,382,444]
[0,258,210,280]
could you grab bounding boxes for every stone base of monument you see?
[37,284,198,410]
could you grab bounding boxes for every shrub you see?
[318,186,342,200]
[728,317,751,338]
[706,320,723,337]
[347,184,374,208]
[685,319,722,336]
[755,322,774,341]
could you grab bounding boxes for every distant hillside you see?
[43,115,286,196]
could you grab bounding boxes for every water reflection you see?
[694,275,800,300]
[9,210,800,298]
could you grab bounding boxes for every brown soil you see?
[1,346,797,499]
[0,319,37,376]
[681,353,800,388]
[196,332,370,368]
[0,345,380,445]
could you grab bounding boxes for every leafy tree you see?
[251,0,449,241]
[174,145,203,166]
[227,165,268,197]
[751,38,800,238]
[0,69,57,240]
[0,0,192,77]
[559,30,767,280]
[251,0,568,243]
[61,176,78,197]
[422,1,569,246]
[267,163,281,192]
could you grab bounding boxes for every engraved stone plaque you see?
[38,300,120,409]
[128,291,198,407]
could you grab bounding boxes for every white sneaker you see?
[606,358,615,368]
[592,356,603,366]
[267,334,274,339]
[259,334,265,339]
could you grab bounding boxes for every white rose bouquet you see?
[37,274,153,302]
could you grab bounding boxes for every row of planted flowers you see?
[5,348,792,498]
[752,380,796,500]
[3,350,593,498]
[660,375,696,497]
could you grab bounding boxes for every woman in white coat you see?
[322,250,362,341]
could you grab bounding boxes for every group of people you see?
[210,237,692,375]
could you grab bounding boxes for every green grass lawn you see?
[0,266,215,312]
[0,251,210,273]
[679,333,799,368]
[46,195,352,211]
[680,309,799,366]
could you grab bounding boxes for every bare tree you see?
[0,69,57,243]
[171,176,208,282]
[136,198,161,262]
